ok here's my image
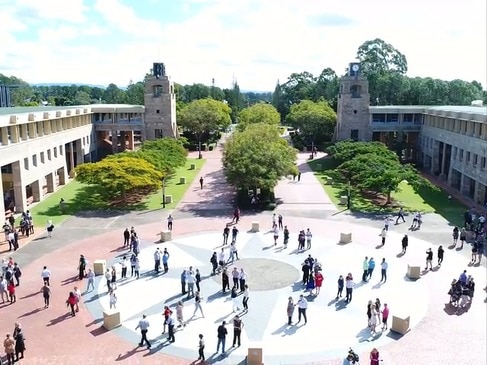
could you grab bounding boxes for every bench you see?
[339,233,352,244]
[391,315,410,335]
[159,230,172,242]
[251,221,260,233]
[247,347,263,365]
[406,265,421,279]
[93,259,106,276]
[103,310,121,330]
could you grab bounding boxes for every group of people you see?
[0,257,22,304]
[366,298,389,335]
[3,322,26,364]
[448,270,476,308]
[2,211,34,252]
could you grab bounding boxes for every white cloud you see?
[1,0,485,92]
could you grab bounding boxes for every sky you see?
[0,0,486,91]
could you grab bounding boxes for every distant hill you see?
[32,83,108,89]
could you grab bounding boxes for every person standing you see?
[167,214,173,231]
[242,284,249,311]
[110,266,117,290]
[195,269,201,292]
[210,252,218,275]
[345,273,355,303]
[231,267,239,289]
[123,228,130,247]
[437,245,444,266]
[12,263,21,287]
[162,248,170,273]
[232,226,239,243]
[283,226,289,248]
[120,256,128,279]
[229,242,239,262]
[302,261,310,285]
[232,315,244,347]
[425,248,433,270]
[296,294,308,324]
[297,172,301,182]
[223,225,230,245]
[187,268,195,299]
[380,258,388,283]
[231,286,240,312]
[380,228,387,246]
[370,348,380,365]
[367,258,376,280]
[135,314,151,349]
[13,328,25,362]
[0,276,8,303]
[305,228,312,250]
[314,271,324,295]
[40,283,51,308]
[286,297,295,325]
[216,321,227,354]
[232,207,240,224]
[104,269,111,292]
[7,280,16,303]
[452,227,459,246]
[239,269,247,293]
[381,303,389,330]
[401,234,408,254]
[222,268,230,293]
[154,248,161,273]
[218,249,226,272]
[78,255,87,280]
[176,301,185,328]
[109,289,117,309]
[86,269,95,292]
[362,257,369,282]
[198,334,205,361]
[459,227,467,249]
[336,275,344,299]
[199,177,204,189]
[166,312,175,343]
[4,333,15,365]
[278,214,283,230]
[181,269,187,295]
[193,291,205,318]
[41,266,51,286]
[46,220,54,238]
[66,292,77,316]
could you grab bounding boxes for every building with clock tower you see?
[335,62,372,141]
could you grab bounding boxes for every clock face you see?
[352,64,359,72]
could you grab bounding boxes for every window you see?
[481,157,486,170]
[350,129,359,141]
[40,152,45,163]
[153,85,163,97]
[350,85,362,98]
[386,114,399,123]
[413,114,423,125]
[459,149,463,161]
[156,109,160,114]
[47,149,52,160]
[54,147,57,158]
[353,110,357,114]
[453,147,457,159]
[372,114,386,123]
[403,114,413,123]
[466,151,470,164]
[60,145,63,155]
[24,158,29,170]
[473,154,478,166]
[32,154,37,167]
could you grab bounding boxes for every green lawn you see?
[308,156,466,225]
[29,158,205,227]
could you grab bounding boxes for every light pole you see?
[347,179,351,210]
[162,176,166,209]
[198,139,202,159]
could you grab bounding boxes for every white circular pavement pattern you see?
[93,221,466,362]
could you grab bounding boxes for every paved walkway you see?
[1,137,485,365]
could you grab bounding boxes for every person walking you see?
[199,177,204,189]
[229,242,239,262]
[345,273,355,303]
[401,234,408,254]
[336,275,344,299]
[232,315,244,347]
[41,266,51,286]
[216,321,228,354]
[167,214,173,231]
[135,314,151,349]
[242,284,249,311]
[193,291,204,318]
[232,207,240,224]
[286,296,295,325]
[380,258,388,283]
[166,311,175,343]
[437,245,444,266]
[296,294,308,324]
[425,248,433,270]
[231,226,239,243]
[4,333,15,365]
[46,220,54,238]
[380,228,387,246]
[396,207,406,224]
[176,301,185,328]
[198,334,205,362]
[362,257,369,282]
[66,291,77,316]
[283,226,289,248]
[40,283,51,308]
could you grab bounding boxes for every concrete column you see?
[20,125,28,140]
[0,173,4,219]
[69,142,75,174]
[11,161,27,213]
[127,131,134,150]
[432,140,440,174]
[460,174,466,195]
[28,123,36,139]
[46,172,55,193]
[76,139,84,166]
[58,167,67,186]
[31,179,41,202]
[119,131,126,151]
[112,131,118,153]
[1,127,8,145]
[44,120,51,135]
[440,142,448,179]
[11,126,19,143]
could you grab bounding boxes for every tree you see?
[285,100,336,148]
[224,80,245,122]
[125,80,144,105]
[141,137,188,171]
[74,90,91,105]
[237,103,280,132]
[222,123,297,194]
[177,98,232,158]
[357,38,408,75]
[327,140,397,165]
[104,83,126,104]
[75,156,162,203]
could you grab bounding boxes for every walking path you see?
[1,136,485,365]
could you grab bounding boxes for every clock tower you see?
[335,62,372,141]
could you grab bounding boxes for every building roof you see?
[0,104,144,117]
[371,105,487,116]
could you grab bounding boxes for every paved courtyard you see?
[1,145,486,365]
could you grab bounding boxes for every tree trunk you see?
[386,191,391,204]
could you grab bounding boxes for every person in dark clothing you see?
[401,235,408,254]
[222,269,230,293]
[210,252,218,275]
[302,262,310,285]
[123,228,130,247]
[78,255,86,280]
[437,246,444,266]
[13,328,25,361]
[223,225,230,245]
[232,315,243,347]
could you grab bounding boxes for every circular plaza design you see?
[83,219,449,364]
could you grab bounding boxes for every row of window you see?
[25,146,64,170]
[371,113,424,124]
[425,115,487,139]
[453,147,487,169]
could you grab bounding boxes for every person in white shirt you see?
[345,273,355,303]
[135,314,151,348]
[109,289,117,309]
[380,259,388,283]
[153,248,161,273]
[167,214,173,231]
[218,249,226,271]
[380,228,387,246]
[239,269,247,293]
[229,242,239,262]
[273,226,279,246]
[41,266,51,286]
[73,286,82,312]
[186,268,195,298]
[120,256,128,279]
[305,229,313,249]
[86,268,95,292]
[296,294,308,324]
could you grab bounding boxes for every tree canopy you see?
[75,156,162,202]
[285,100,336,146]
[222,124,297,191]
[237,103,280,132]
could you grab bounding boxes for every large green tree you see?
[125,80,144,105]
[222,123,297,192]
[237,103,280,132]
[177,98,232,158]
[285,100,336,147]
[75,156,162,203]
